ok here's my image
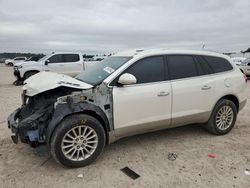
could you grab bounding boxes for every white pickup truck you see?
[13,52,99,85]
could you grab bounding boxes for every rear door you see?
[167,55,214,126]
[112,56,172,137]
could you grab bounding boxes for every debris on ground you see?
[121,167,140,180]
[207,154,216,158]
[168,153,178,161]
[245,169,250,176]
[77,174,84,178]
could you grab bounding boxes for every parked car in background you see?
[83,55,106,62]
[13,52,98,85]
[7,49,247,167]
[236,58,250,77]
[230,57,247,65]
[0,58,8,63]
[5,57,27,66]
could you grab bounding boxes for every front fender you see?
[46,102,110,143]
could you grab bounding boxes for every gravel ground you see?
[0,64,249,188]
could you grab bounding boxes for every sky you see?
[0,0,250,54]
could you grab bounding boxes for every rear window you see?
[63,54,80,62]
[194,56,213,75]
[167,55,197,80]
[203,56,233,73]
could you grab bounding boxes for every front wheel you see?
[205,99,237,135]
[24,71,38,80]
[50,114,106,168]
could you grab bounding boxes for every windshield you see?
[75,56,132,85]
[38,55,50,62]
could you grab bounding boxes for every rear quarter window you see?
[203,56,233,73]
[167,55,198,80]
[63,54,80,62]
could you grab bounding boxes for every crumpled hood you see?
[23,71,93,96]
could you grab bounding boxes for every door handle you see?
[157,91,169,97]
[201,85,211,90]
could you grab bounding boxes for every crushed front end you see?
[7,88,75,147]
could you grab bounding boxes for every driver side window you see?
[112,56,166,86]
[48,54,63,63]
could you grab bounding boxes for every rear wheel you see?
[205,99,237,135]
[50,114,106,168]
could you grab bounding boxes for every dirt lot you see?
[0,64,249,188]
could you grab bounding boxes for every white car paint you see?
[104,49,247,136]
[23,71,93,96]
[113,81,172,137]
[20,49,247,143]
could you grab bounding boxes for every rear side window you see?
[124,56,165,84]
[48,54,63,63]
[203,56,233,73]
[63,54,80,62]
[194,56,213,75]
[167,55,197,80]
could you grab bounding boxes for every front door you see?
[45,54,66,74]
[112,56,172,137]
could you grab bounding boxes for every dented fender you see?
[46,102,110,143]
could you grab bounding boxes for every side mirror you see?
[45,60,50,65]
[118,73,137,86]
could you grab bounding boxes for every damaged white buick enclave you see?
[7,49,247,167]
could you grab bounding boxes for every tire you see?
[8,63,13,66]
[50,114,106,168]
[205,99,237,135]
[24,71,38,80]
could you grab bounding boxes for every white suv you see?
[7,49,247,167]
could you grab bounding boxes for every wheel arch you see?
[23,70,40,78]
[63,111,109,141]
[217,94,239,112]
[46,103,110,145]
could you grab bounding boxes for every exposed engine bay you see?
[8,87,81,146]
